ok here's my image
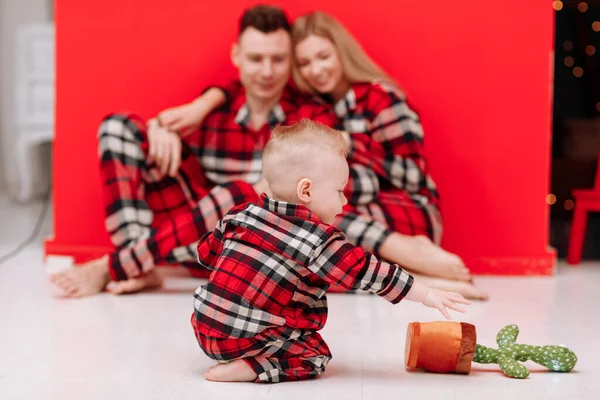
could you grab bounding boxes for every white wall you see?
[0,0,52,197]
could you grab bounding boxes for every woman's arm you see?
[302,101,382,205]
[344,163,380,205]
[351,84,436,198]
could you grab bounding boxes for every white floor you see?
[0,195,598,400]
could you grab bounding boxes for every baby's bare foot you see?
[48,255,110,298]
[105,269,163,295]
[205,359,257,382]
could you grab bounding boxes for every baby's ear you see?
[297,178,312,203]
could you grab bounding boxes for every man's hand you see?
[423,289,470,320]
[147,119,182,178]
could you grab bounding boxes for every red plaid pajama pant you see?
[98,113,259,281]
[192,318,332,383]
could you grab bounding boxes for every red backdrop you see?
[46,0,556,275]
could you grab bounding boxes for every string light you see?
[564,40,574,51]
[593,22,600,32]
[586,45,596,56]
[578,2,588,12]
[564,200,574,211]
[546,194,557,205]
[553,1,563,11]
[573,67,584,77]
[565,56,575,67]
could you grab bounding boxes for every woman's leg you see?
[378,232,471,281]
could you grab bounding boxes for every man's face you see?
[232,27,292,102]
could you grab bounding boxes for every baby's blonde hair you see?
[262,119,349,197]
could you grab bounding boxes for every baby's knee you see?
[308,354,331,378]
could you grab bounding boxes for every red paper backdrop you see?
[46,0,556,275]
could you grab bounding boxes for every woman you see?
[158,11,487,299]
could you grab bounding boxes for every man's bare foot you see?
[417,274,489,300]
[48,255,110,298]
[106,269,164,295]
[382,234,471,281]
[204,359,257,382]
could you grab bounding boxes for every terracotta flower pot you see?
[405,321,477,374]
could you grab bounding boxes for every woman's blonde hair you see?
[291,11,394,93]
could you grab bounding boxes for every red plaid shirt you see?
[337,81,439,208]
[193,194,414,339]
[198,83,339,186]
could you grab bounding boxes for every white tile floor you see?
[0,194,598,399]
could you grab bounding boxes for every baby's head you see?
[262,119,350,224]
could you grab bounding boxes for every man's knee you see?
[98,113,147,155]
[99,113,146,142]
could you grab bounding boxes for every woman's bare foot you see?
[416,274,489,300]
[48,255,110,298]
[204,359,257,382]
[106,269,164,295]
[380,234,471,281]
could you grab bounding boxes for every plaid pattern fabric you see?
[191,194,414,382]
[333,81,443,249]
[334,188,441,255]
[344,162,380,205]
[195,325,331,383]
[216,81,443,252]
[98,86,337,281]
[197,86,336,186]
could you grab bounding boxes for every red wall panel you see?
[46,0,556,275]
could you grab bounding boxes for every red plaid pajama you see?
[98,87,337,281]
[217,81,443,258]
[192,195,414,382]
[194,324,331,383]
[333,81,443,254]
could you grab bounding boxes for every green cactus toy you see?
[405,322,578,379]
[473,324,578,378]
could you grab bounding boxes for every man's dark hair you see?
[239,5,291,36]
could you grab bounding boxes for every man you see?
[49,5,336,297]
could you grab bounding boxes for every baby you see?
[191,119,469,383]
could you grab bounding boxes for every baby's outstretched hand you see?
[423,289,470,320]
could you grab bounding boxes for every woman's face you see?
[295,35,345,96]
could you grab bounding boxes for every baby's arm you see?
[309,231,469,318]
[309,232,413,302]
[196,219,225,270]
[404,280,470,320]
